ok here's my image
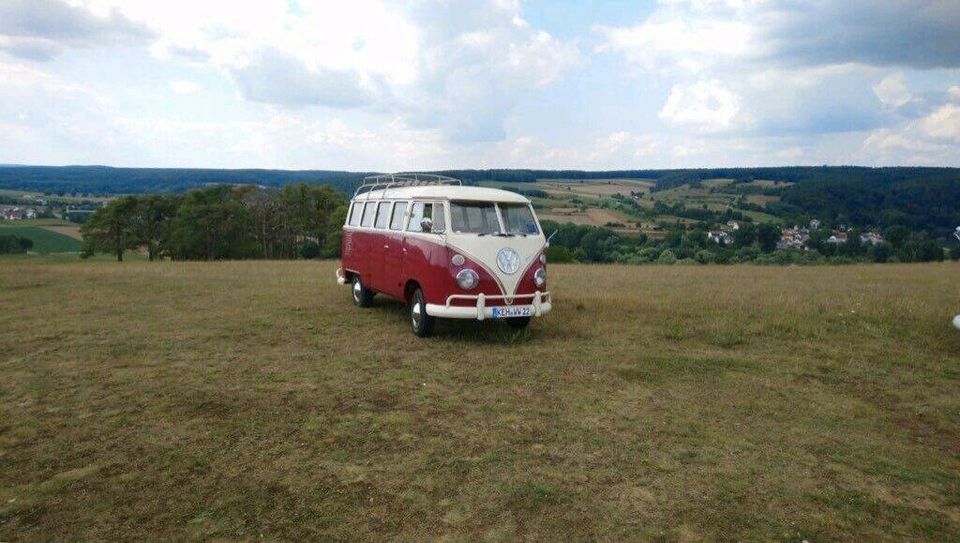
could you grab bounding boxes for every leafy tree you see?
[694,249,716,264]
[869,242,893,263]
[546,245,574,262]
[657,249,677,265]
[132,195,178,260]
[732,222,757,247]
[0,234,32,254]
[299,240,320,259]
[882,225,910,248]
[757,223,780,253]
[81,196,139,261]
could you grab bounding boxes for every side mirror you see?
[420,217,433,232]
[546,229,557,247]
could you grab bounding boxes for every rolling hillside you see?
[2,165,957,238]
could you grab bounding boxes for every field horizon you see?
[1,259,959,540]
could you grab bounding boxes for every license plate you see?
[491,305,532,318]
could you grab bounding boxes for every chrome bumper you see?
[335,267,347,285]
[425,291,552,320]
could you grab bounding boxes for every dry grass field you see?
[1,259,959,541]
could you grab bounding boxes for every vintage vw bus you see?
[336,173,552,336]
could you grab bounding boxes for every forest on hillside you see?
[5,166,959,235]
[80,184,346,261]
[6,165,959,261]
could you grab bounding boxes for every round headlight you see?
[456,269,479,290]
[534,267,546,287]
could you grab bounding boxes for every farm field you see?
[1,260,959,541]
[0,223,81,253]
[479,178,654,201]
[481,178,782,230]
[38,225,83,240]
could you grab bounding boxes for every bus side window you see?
[375,201,391,229]
[407,202,444,233]
[407,202,425,232]
[361,202,376,228]
[348,202,362,226]
[390,201,408,230]
[431,202,445,233]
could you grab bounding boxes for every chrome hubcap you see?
[411,300,421,328]
[353,280,361,301]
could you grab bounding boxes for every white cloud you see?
[860,93,960,165]
[485,132,662,169]
[917,103,960,142]
[170,80,199,95]
[595,0,960,153]
[0,62,128,163]
[594,17,752,77]
[659,80,741,131]
[872,72,912,108]
[67,0,579,143]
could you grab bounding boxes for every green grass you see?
[0,225,81,253]
[0,218,75,226]
[1,260,959,540]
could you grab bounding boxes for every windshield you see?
[449,201,539,236]
[450,201,501,234]
[501,203,540,235]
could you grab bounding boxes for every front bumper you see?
[335,267,348,285]
[426,291,552,320]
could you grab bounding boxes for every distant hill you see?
[0,165,372,195]
[1,164,958,237]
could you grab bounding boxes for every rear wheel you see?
[506,317,531,330]
[410,288,435,337]
[351,276,374,307]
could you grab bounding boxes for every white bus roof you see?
[352,185,530,204]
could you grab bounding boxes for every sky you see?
[0,0,959,171]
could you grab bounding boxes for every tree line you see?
[0,234,33,254]
[81,184,347,261]
[541,220,957,266]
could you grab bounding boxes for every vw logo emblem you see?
[496,247,521,275]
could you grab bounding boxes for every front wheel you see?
[351,276,374,307]
[410,288,435,337]
[506,317,531,330]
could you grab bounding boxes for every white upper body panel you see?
[352,185,529,204]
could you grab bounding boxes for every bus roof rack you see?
[354,173,462,198]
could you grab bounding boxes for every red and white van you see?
[336,174,552,336]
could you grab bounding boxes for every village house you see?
[0,206,25,220]
[708,230,733,245]
[809,219,821,230]
[827,230,848,244]
[778,225,810,250]
[726,220,740,231]
[859,232,884,245]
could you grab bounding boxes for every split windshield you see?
[450,201,539,236]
